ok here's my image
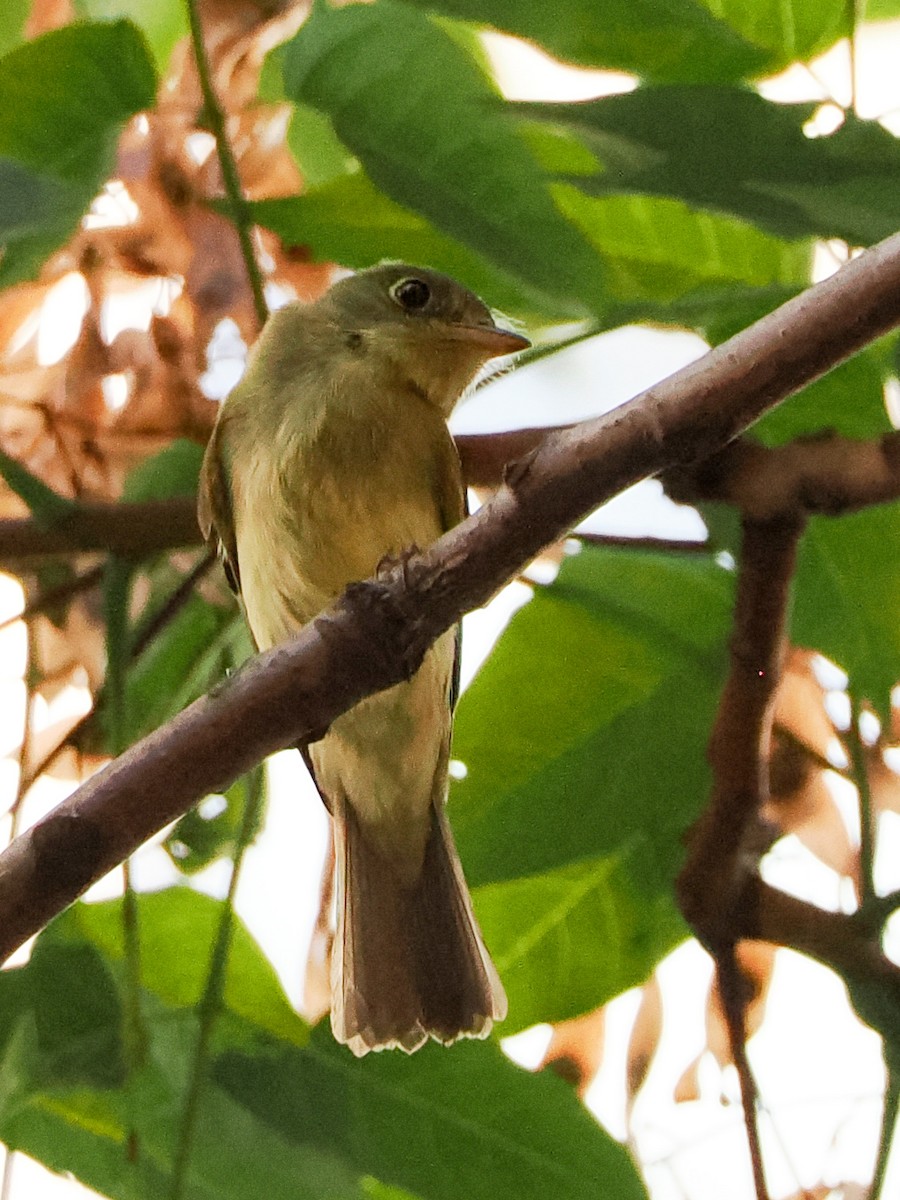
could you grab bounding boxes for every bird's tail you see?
[330,797,506,1056]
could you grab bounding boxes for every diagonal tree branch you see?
[2,230,900,961]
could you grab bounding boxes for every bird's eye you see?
[390,277,431,311]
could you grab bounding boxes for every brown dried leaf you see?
[625,975,664,1100]
[303,827,335,1024]
[774,648,837,763]
[541,1006,606,1095]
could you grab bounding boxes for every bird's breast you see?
[231,380,451,649]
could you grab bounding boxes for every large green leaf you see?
[525,86,900,245]
[475,854,684,1033]
[51,890,308,1049]
[0,20,156,285]
[402,0,770,81]
[216,1026,648,1200]
[281,1,607,315]
[251,175,562,319]
[451,546,732,1026]
[792,503,900,716]
[0,900,647,1200]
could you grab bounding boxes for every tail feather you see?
[330,799,506,1056]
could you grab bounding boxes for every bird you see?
[198,262,529,1055]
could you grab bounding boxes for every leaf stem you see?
[168,767,265,1200]
[871,1069,899,1199]
[184,0,268,328]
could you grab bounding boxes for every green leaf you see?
[0,448,76,524]
[287,102,359,188]
[453,545,732,886]
[450,546,732,1026]
[0,20,157,285]
[122,437,205,502]
[281,1,607,315]
[0,999,361,1200]
[475,854,684,1033]
[53,889,308,1048]
[553,184,811,305]
[2,902,645,1200]
[251,174,559,319]
[792,503,900,717]
[693,0,850,65]
[121,590,251,745]
[216,1026,649,1200]
[0,0,28,57]
[526,86,900,245]
[72,0,188,71]
[402,0,769,81]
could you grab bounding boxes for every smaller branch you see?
[456,428,569,487]
[678,516,805,943]
[717,949,771,1200]
[0,431,896,565]
[576,532,709,555]
[744,880,900,1003]
[184,0,268,328]
[665,431,900,520]
[0,499,203,562]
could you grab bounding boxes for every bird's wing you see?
[434,431,467,714]
[198,416,241,595]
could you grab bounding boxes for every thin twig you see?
[716,949,771,1200]
[0,564,104,635]
[872,1072,900,1200]
[184,0,268,328]
[130,551,218,661]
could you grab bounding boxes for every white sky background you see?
[3,16,900,1200]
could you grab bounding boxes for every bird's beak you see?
[445,323,531,357]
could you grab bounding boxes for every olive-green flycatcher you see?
[198,263,529,1054]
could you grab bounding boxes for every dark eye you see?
[390,277,431,311]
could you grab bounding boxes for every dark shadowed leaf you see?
[165,767,266,875]
[401,0,770,80]
[524,87,900,245]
